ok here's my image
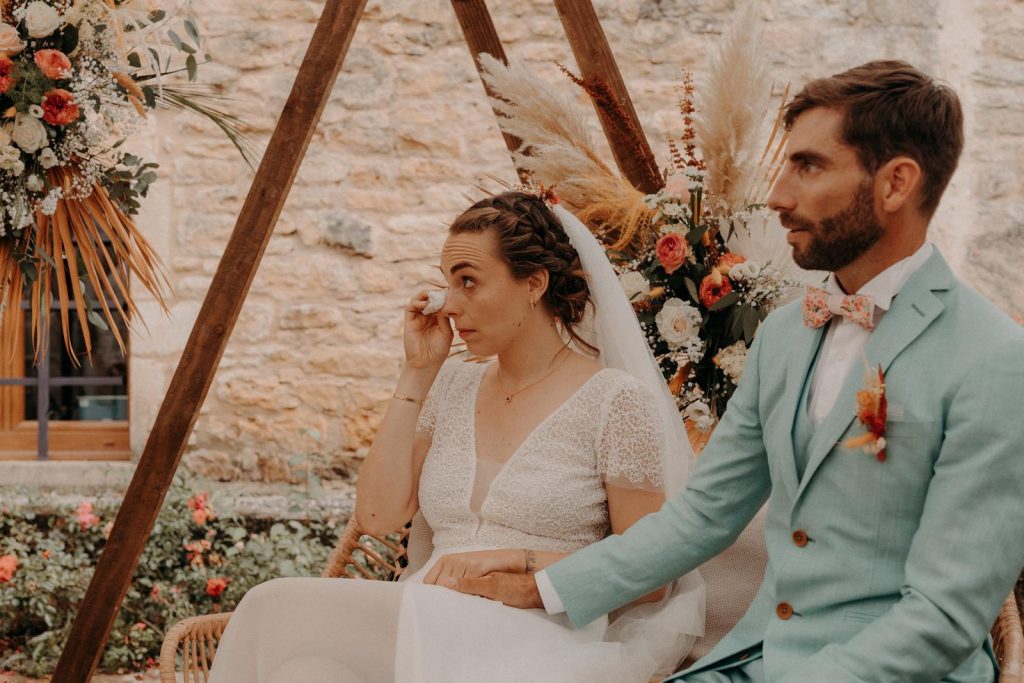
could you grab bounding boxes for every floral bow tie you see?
[803,286,875,330]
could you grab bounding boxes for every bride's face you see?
[439,229,539,356]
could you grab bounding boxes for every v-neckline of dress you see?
[466,362,609,515]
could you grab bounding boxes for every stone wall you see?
[126,0,1024,483]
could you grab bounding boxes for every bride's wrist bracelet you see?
[523,549,537,574]
[392,392,424,407]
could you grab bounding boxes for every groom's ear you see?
[877,155,923,215]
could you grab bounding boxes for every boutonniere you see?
[843,364,887,462]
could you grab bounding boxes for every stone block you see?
[321,210,376,257]
[183,449,241,481]
[279,303,344,330]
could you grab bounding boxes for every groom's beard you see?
[780,180,884,272]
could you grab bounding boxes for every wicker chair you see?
[160,516,1024,682]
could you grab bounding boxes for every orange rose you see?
[206,576,231,598]
[0,56,13,95]
[716,252,747,276]
[34,49,71,79]
[42,88,79,126]
[699,270,733,308]
[0,554,18,583]
[655,233,688,274]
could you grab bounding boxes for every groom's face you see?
[768,107,885,272]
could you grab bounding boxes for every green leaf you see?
[127,52,141,68]
[742,307,759,344]
[167,30,183,51]
[708,291,741,312]
[148,9,167,22]
[185,19,200,44]
[186,54,197,81]
[683,277,699,304]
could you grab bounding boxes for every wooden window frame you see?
[0,305,130,461]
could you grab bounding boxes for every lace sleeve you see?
[596,378,666,491]
[415,358,458,435]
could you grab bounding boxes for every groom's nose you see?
[767,168,796,214]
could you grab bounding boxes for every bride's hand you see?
[422,549,524,586]
[404,290,453,370]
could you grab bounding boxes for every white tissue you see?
[422,289,447,315]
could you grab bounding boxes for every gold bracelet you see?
[392,392,424,407]
[524,549,537,574]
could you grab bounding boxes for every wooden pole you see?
[450,0,527,179]
[52,0,370,678]
[552,0,662,193]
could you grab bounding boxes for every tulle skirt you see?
[207,544,703,682]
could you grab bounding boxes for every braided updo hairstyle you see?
[448,191,597,356]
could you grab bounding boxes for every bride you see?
[207,191,704,682]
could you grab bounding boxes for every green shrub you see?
[0,476,340,675]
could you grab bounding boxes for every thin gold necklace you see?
[497,346,571,404]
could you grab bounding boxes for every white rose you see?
[0,143,20,166]
[729,260,761,283]
[23,2,62,39]
[683,400,714,431]
[0,22,25,56]
[38,146,59,169]
[618,271,650,301]
[10,114,48,153]
[655,297,701,349]
[713,340,749,383]
[7,159,24,176]
[25,174,42,191]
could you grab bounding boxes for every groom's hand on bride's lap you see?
[450,572,545,609]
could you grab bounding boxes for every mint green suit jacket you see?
[546,250,1024,682]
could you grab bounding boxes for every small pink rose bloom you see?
[656,232,689,274]
[0,554,18,582]
[76,500,100,530]
[34,49,71,79]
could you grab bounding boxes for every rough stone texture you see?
[120,0,1023,484]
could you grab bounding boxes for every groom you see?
[453,60,1024,682]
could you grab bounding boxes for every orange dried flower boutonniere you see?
[843,363,887,462]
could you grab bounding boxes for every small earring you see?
[530,299,537,310]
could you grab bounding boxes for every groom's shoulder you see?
[939,276,1024,353]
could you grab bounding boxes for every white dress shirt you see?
[536,241,936,615]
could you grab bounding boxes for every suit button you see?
[792,529,808,547]
[776,602,793,620]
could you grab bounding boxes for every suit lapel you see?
[794,250,953,502]
[775,321,825,500]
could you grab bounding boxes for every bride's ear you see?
[527,269,549,307]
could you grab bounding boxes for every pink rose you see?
[76,500,100,530]
[663,173,691,204]
[655,233,689,274]
[42,88,80,126]
[206,576,231,598]
[699,270,734,308]
[0,554,18,583]
[0,23,25,57]
[0,56,13,95]
[34,49,71,79]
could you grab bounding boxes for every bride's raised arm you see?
[355,289,453,536]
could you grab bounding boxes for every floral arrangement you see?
[0,0,253,360]
[478,6,815,430]
[0,478,336,675]
[843,364,887,461]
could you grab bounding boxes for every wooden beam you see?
[552,0,662,193]
[52,0,370,678]
[450,0,527,179]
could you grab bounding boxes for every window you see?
[0,272,130,461]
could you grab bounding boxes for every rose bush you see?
[0,477,343,675]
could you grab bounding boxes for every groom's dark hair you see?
[784,60,963,217]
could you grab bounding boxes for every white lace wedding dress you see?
[207,358,704,683]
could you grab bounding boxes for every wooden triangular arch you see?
[55,0,659,677]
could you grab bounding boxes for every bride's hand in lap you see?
[422,549,525,586]
[404,290,453,371]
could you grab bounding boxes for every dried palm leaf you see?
[478,55,656,254]
[18,168,170,363]
[693,2,772,217]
